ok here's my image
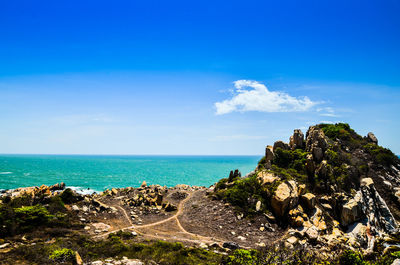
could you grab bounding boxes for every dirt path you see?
[93,191,224,246]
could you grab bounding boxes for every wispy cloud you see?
[215,80,317,115]
[317,107,339,117]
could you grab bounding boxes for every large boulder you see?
[257,170,278,185]
[289,129,304,150]
[271,181,299,218]
[366,132,378,145]
[301,193,316,210]
[265,145,274,162]
[341,192,363,226]
[273,141,290,152]
[306,126,329,162]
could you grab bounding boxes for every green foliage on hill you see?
[214,174,269,214]
[318,123,362,142]
[273,148,308,172]
[10,234,223,265]
[49,248,75,262]
[0,194,75,237]
[364,143,400,167]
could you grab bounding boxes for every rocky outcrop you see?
[228,169,241,182]
[289,129,304,150]
[366,132,378,145]
[271,181,299,218]
[301,193,316,210]
[341,192,363,226]
[273,141,290,152]
[306,126,329,163]
[359,178,397,234]
[257,170,278,185]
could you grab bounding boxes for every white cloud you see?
[215,80,317,115]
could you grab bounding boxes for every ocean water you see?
[0,155,261,193]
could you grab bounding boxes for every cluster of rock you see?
[101,182,178,213]
[255,126,400,252]
[0,182,67,201]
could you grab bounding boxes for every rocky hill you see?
[213,123,400,261]
[1,123,400,264]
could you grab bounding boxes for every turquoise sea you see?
[0,155,261,193]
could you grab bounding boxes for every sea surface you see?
[0,155,261,193]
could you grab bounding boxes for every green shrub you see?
[60,188,75,204]
[272,148,308,173]
[364,143,399,167]
[48,195,66,213]
[215,174,268,214]
[319,123,358,141]
[227,249,259,265]
[49,248,75,262]
[15,205,53,231]
[339,249,368,265]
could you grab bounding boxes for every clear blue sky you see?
[0,0,399,155]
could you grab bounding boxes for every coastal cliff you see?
[1,123,400,264]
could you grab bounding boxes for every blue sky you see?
[0,0,399,155]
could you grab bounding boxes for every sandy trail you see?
[93,191,225,246]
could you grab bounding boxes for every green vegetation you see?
[338,250,368,265]
[8,234,223,265]
[214,174,269,214]
[273,148,308,172]
[364,143,399,167]
[0,194,76,237]
[49,248,75,262]
[226,249,259,265]
[319,123,362,142]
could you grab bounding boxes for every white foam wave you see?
[67,186,99,195]
[0,172,12,175]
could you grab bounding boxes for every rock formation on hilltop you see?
[214,123,400,255]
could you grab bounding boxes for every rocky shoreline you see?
[1,123,400,264]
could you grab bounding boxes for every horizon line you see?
[0,153,263,157]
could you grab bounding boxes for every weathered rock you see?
[312,147,324,163]
[111,188,118,195]
[367,132,378,145]
[257,170,278,185]
[305,154,315,177]
[347,222,368,248]
[49,182,65,191]
[75,251,83,265]
[164,202,177,212]
[92,222,111,232]
[265,145,274,161]
[301,193,316,210]
[289,129,304,150]
[92,199,110,211]
[273,140,290,152]
[228,169,241,182]
[305,227,319,242]
[271,181,299,217]
[141,181,147,188]
[359,178,397,234]
[255,200,262,212]
[316,160,330,178]
[392,259,400,265]
[306,126,329,163]
[341,192,363,226]
[223,242,239,250]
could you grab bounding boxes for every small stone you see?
[237,236,246,241]
[255,200,262,212]
[231,231,236,235]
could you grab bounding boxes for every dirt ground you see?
[75,186,286,248]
